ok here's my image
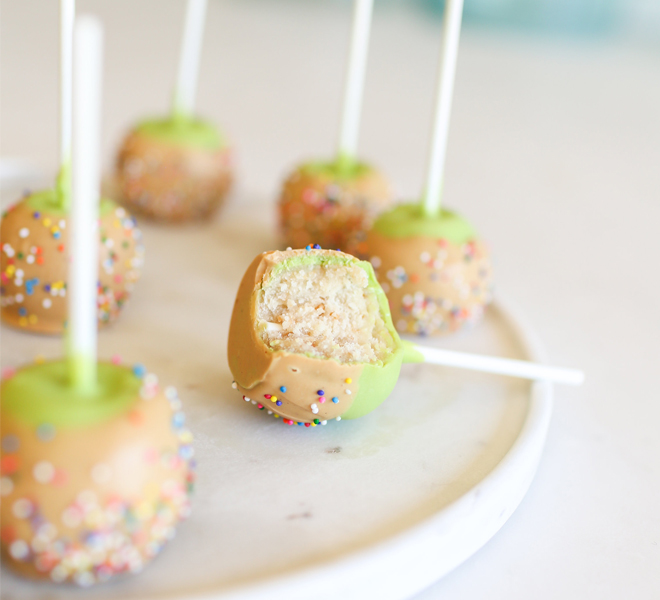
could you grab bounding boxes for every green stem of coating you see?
[55,160,72,211]
[67,353,98,395]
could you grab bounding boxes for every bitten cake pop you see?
[0,0,143,334]
[228,248,408,425]
[278,0,392,257]
[0,19,194,585]
[115,0,232,222]
[366,0,492,336]
[227,249,583,427]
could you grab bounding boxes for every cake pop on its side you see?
[0,359,194,586]
[278,159,391,257]
[228,248,409,426]
[1,192,143,334]
[365,204,492,336]
[115,115,232,222]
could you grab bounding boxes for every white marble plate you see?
[1,203,552,600]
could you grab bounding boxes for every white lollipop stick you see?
[337,0,374,162]
[59,0,75,167]
[413,344,584,386]
[422,0,464,217]
[69,16,103,391]
[174,0,207,117]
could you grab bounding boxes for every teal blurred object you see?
[421,0,620,36]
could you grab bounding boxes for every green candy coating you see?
[23,189,117,217]
[134,114,224,150]
[298,155,372,181]
[372,203,477,244]
[1,360,142,428]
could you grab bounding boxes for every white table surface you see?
[1,0,659,598]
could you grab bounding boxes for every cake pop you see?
[0,0,143,335]
[227,248,583,427]
[0,19,194,584]
[115,0,233,222]
[365,0,492,336]
[0,194,143,334]
[277,0,393,257]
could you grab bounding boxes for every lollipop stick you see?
[173,0,208,118]
[422,0,464,218]
[337,0,374,166]
[412,344,584,386]
[68,16,103,392]
[57,0,75,208]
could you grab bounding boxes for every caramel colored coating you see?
[1,199,143,335]
[116,129,233,222]
[228,251,364,424]
[0,376,193,585]
[278,166,392,257]
[365,231,493,336]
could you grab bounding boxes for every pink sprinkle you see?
[114,274,123,283]
[111,354,122,365]
[318,397,326,403]
[1,367,16,380]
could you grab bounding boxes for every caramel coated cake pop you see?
[0,358,194,586]
[1,191,143,334]
[278,159,392,258]
[365,204,493,336]
[115,115,233,222]
[228,248,416,426]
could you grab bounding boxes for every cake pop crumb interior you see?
[257,260,395,364]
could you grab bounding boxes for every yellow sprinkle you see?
[6,265,15,276]
[34,355,45,364]
[274,414,279,418]
[42,218,51,227]
[19,317,27,326]
[28,315,38,324]
[271,396,277,402]
[51,227,59,235]
[311,423,316,427]
[113,220,121,228]
[345,378,352,384]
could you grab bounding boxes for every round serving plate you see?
[1,199,552,600]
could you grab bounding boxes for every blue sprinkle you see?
[32,211,40,218]
[298,422,304,426]
[280,386,287,393]
[44,284,51,292]
[18,307,27,316]
[132,364,146,377]
[313,243,321,249]
[178,445,194,460]
[276,400,282,406]
[317,390,324,396]
[332,397,339,403]
[172,412,186,429]
[305,245,312,251]
[53,231,61,239]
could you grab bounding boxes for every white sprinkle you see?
[345,389,352,395]
[42,298,52,309]
[15,294,24,303]
[12,498,33,519]
[9,539,29,560]
[231,381,238,389]
[59,219,66,228]
[251,400,257,405]
[336,416,342,421]
[18,228,29,238]
[321,420,328,426]
[267,410,273,415]
[0,476,14,496]
[370,256,381,268]
[15,269,24,278]
[33,461,55,484]
[26,255,35,264]
[61,506,82,528]
[243,396,250,402]
[420,251,431,263]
